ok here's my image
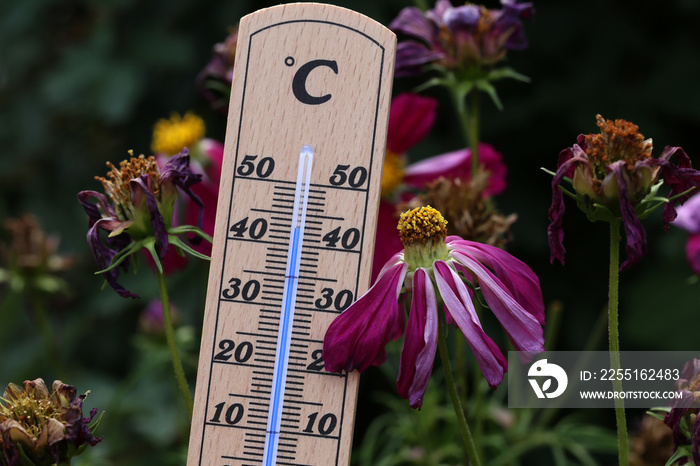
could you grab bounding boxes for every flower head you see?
[78,149,206,298]
[403,170,517,247]
[0,378,102,466]
[0,214,74,296]
[548,114,700,270]
[324,206,544,409]
[390,0,533,77]
[197,27,238,112]
[664,359,700,465]
[152,112,206,157]
[139,299,180,335]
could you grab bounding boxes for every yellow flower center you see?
[0,385,56,438]
[398,206,449,269]
[95,151,160,218]
[398,206,448,246]
[151,112,206,156]
[381,151,405,198]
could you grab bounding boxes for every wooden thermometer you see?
[187,3,395,465]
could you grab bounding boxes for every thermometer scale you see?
[187,4,395,465]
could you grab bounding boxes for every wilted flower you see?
[548,114,700,270]
[374,93,507,281]
[151,112,224,272]
[390,0,533,77]
[0,214,74,296]
[0,378,101,466]
[78,149,207,298]
[629,415,673,466]
[672,192,700,277]
[197,27,238,112]
[663,359,700,465]
[324,206,544,409]
[403,170,517,247]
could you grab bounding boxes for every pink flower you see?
[374,93,507,282]
[324,207,544,409]
[673,192,700,276]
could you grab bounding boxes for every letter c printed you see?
[292,59,338,105]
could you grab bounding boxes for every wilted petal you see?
[428,0,453,24]
[323,262,408,373]
[47,418,66,446]
[86,218,138,299]
[433,260,507,387]
[609,161,647,270]
[389,6,435,44]
[387,93,437,155]
[394,41,444,78]
[1,419,34,450]
[24,378,50,400]
[548,152,589,265]
[665,390,696,451]
[396,268,438,409]
[450,249,544,355]
[494,0,534,50]
[404,143,507,197]
[679,359,700,388]
[77,191,115,226]
[444,5,480,34]
[130,176,169,259]
[652,146,700,229]
[693,416,700,466]
[447,237,545,324]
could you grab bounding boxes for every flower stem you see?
[448,85,481,180]
[32,296,68,380]
[468,90,480,176]
[438,321,482,466]
[608,219,628,465]
[156,270,193,419]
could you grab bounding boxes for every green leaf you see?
[143,238,163,274]
[95,240,143,275]
[167,225,213,243]
[487,66,532,83]
[412,76,450,93]
[169,236,211,261]
[666,444,694,466]
[475,79,503,110]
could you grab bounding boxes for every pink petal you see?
[403,143,507,197]
[686,233,700,277]
[433,261,507,388]
[673,192,700,235]
[396,268,438,409]
[372,200,405,283]
[447,237,545,325]
[450,249,544,356]
[323,262,408,373]
[387,93,437,154]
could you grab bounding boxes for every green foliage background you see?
[1,0,699,464]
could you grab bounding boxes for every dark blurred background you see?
[1,0,699,464]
